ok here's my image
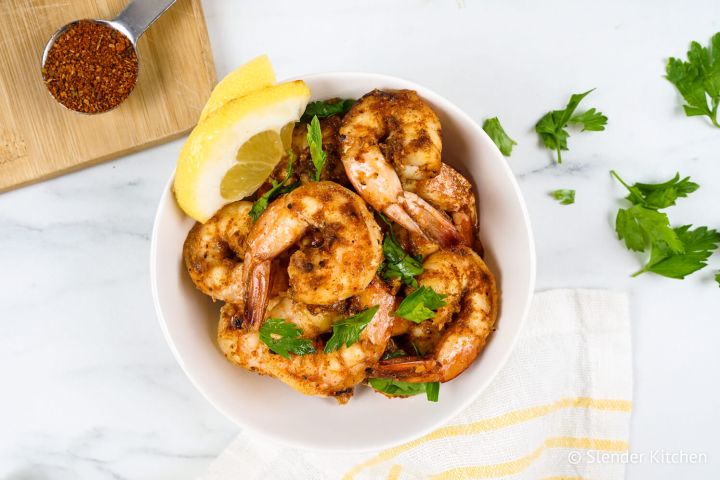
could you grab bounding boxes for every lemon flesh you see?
[199,54,276,122]
[280,122,294,151]
[174,81,311,222]
[220,130,283,199]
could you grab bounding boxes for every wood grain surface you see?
[0,0,216,192]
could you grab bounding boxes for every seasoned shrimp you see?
[265,293,348,338]
[340,89,464,248]
[372,247,498,383]
[183,201,253,303]
[218,279,396,402]
[243,181,383,327]
[398,163,482,256]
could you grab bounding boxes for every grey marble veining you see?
[1,0,719,478]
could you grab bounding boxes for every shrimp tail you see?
[371,357,442,383]
[243,259,272,330]
[384,203,428,239]
[401,192,463,248]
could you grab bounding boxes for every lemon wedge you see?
[174,81,311,222]
[199,54,276,122]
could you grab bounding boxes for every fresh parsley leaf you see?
[715,271,720,287]
[377,215,424,286]
[611,170,719,281]
[306,116,327,181]
[633,225,720,279]
[611,170,699,210]
[249,151,299,221]
[535,89,607,163]
[665,32,720,128]
[380,233,424,287]
[569,108,608,131]
[394,286,447,323]
[615,205,684,254]
[425,381,440,402]
[482,117,517,156]
[324,306,379,353]
[550,189,575,205]
[611,171,687,254]
[259,318,316,359]
[301,99,355,121]
[368,378,440,402]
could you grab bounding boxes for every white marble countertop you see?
[2,0,719,478]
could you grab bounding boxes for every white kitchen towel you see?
[199,289,632,480]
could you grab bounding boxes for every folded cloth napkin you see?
[199,289,632,480]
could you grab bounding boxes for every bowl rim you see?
[150,71,536,452]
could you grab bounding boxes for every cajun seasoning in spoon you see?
[42,20,139,114]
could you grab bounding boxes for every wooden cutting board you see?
[0,0,216,192]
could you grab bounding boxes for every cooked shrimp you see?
[413,163,478,247]
[265,293,348,338]
[243,181,383,327]
[218,278,396,402]
[340,89,464,248]
[183,201,253,303]
[396,163,482,256]
[372,247,498,383]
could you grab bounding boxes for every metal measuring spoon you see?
[41,0,177,114]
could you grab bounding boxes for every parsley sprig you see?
[482,117,517,156]
[634,225,720,279]
[259,318,316,359]
[368,378,440,402]
[612,171,699,210]
[394,286,447,323]
[249,151,299,221]
[324,306,379,353]
[612,170,720,279]
[301,99,355,122]
[306,116,327,181]
[535,89,607,163]
[666,32,720,128]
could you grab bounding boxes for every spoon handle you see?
[114,0,177,44]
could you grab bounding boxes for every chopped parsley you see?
[249,151,299,221]
[369,378,440,402]
[306,115,327,181]
[550,189,575,205]
[301,99,355,121]
[482,117,517,156]
[259,318,316,359]
[394,286,447,323]
[324,306,379,353]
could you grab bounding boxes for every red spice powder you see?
[42,20,139,114]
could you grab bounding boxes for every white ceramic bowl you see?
[151,72,535,452]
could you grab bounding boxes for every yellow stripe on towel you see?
[540,477,585,480]
[386,465,402,480]
[344,397,632,480]
[430,437,628,479]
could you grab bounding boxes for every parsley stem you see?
[711,102,719,128]
[556,147,562,164]
[630,268,647,278]
[610,170,631,192]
